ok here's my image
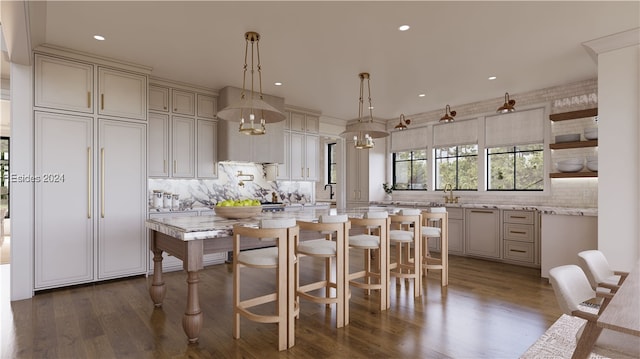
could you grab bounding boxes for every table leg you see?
[182,271,203,344]
[150,248,166,307]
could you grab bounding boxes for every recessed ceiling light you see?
[93,35,105,41]
[488,76,497,80]
[418,93,426,98]
[398,25,410,31]
[274,82,282,86]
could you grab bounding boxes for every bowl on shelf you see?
[586,156,598,172]
[556,158,584,173]
[584,127,598,140]
[214,206,262,219]
[555,134,581,143]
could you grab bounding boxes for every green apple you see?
[251,199,261,206]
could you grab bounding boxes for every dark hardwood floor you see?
[1,255,561,358]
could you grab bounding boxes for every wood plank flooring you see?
[1,255,562,358]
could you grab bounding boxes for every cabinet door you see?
[465,209,500,259]
[290,112,306,132]
[197,120,217,178]
[148,113,170,177]
[277,131,290,180]
[35,112,94,288]
[35,54,94,113]
[306,115,320,133]
[448,218,464,254]
[345,142,361,201]
[172,116,196,177]
[197,94,216,119]
[172,89,195,116]
[290,133,305,180]
[98,120,147,279]
[149,85,169,112]
[98,67,147,120]
[305,134,319,180]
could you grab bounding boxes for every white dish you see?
[557,158,584,165]
[584,127,598,140]
[586,161,598,172]
[557,159,584,173]
[555,134,580,143]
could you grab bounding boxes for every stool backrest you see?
[260,218,297,229]
[549,264,596,315]
[364,211,389,219]
[320,214,349,223]
[577,250,615,289]
[398,208,421,216]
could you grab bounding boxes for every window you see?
[487,144,544,191]
[327,142,337,184]
[434,144,478,191]
[393,150,427,190]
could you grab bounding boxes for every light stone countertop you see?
[369,201,597,216]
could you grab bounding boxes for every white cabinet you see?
[148,113,170,177]
[277,131,290,180]
[541,214,597,278]
[290,132,319,181]
[35,54,94,113]
[502,210,538,266]
[197,119,218,178]
[290,112,319,133]
[464,209,500,259]
[98,119,147,279]
[98,67,147,120]
[172,89,195,116]
[197,94,216,119]
[149,85,169,112]
[427,207,464,255]
[172,116,196,178]
[35,112,94,288]
[34,113,147,288]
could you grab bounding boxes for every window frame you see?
[433,144,479,191]
[327,142,337,185]
[486,144,544,191]
[392,149,428,191]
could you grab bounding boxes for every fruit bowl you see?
[214,206,262,219]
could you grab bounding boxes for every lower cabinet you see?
[35,112,147,289]
[464,209,501,259]
[502,210,537,266]
[425,207,464,255]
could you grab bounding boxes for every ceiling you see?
[5,1,640,121]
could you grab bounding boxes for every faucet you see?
[324,184,335,200]
[443,183,459,204]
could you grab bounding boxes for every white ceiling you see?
[10,1,640,121]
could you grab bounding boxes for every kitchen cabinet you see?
[197,119,218,178]
[290,112,319,133]
[34,113,147,288]
[197,94,217,119]
[345,138,386,207]
[464,209,500,259]
[502,210,538,266]
[217,120,285,163]
[290,132,319,181]
[98,67,147,120]
[149,85,169,112]
[541,213,597,278]
[172,89,196,116]
[148,113,170,177]
[276,131,290,180]
[172,116,196,178]
[549,108,598,178]
[35,54,94,114]
[426,207,464,255]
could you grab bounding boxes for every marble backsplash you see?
[149,162,314,211]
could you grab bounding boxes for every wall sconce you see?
[440,105,456,123]
[394,114,411,130]
[497,92,516,113]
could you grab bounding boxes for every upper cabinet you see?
[98,67,147,120]
[149,85,169,112]
[35,54,94,114]
[172,89,196,116]
[284,109,320,181]
[197,94,217,119]
[290,112,319,133]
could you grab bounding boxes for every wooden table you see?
[597,259,640,336]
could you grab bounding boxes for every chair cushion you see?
[237,247,279,267]
[260,218,297,229]
[349,234,381,248]
[320,214,348,223]
[389,229,414,242]
[399,208,421,215]
[298,239,336,256]
[364,211,388,219]
[427,207,447,213]
[422,226,441,237]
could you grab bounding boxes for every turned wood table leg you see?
[150,248,166,307]
[182,270,203,344]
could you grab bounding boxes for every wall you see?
[389,79,600,208]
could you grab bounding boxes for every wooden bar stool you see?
[421,207,449,286]
[348,211,391,311]
[232,218,299,351]
[296,214,351,328]
[389,208,422,298]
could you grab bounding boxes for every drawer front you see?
[447,207,464,220]
[503,240,535,263]
[503,223,534,242]
[503,210,534,224]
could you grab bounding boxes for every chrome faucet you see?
[324,184,335,200]
[444,183,459,204]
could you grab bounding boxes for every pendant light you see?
[496,92,516,113]
[340,72,389,149]
[394,114,411,130]
[216,31,285,135]
[440,105,456,123]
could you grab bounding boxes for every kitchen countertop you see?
[369,201,597,216]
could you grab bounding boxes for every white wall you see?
[598,43,640,271]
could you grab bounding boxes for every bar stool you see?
[348,211,391,311]
[389,208,422,298]
[232,218,299,351]
[296,214,351,328]
[421,207,449,286]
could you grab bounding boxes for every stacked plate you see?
[586,156,598,172]
[584,127,598,140]
[556,158,584,173]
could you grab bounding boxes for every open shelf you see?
[550,171,598,178]
[550,140,598,149]
[549,108,598,122]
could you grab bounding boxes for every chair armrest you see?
[597,282,621,292]
[615,271,629,285]
[572,309,599,322]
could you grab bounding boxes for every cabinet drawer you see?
[503,223,534,242]
[447,207,464,220]
[503,210,534,224]
[503,240,535,263]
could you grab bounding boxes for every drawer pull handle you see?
[510,249,527,253]
[511,231,527,235]
[101,94,104,110]
[471,210,494,214]
[87,92,91,108]
[511,215,527,219]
